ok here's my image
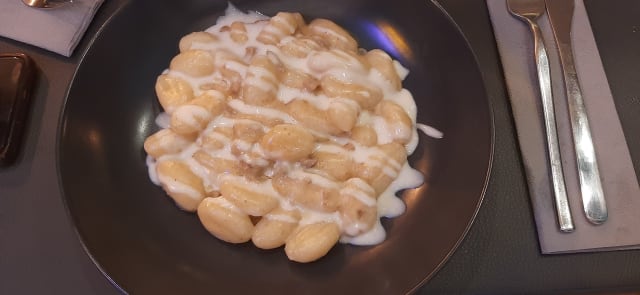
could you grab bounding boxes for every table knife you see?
[545,0,607,224]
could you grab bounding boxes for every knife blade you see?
[545,0,608,224]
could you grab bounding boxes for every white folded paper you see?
[0,0,104,57]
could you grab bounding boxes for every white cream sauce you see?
[417,123,444,139]
[146,155,160,185]
[146,4,443,247]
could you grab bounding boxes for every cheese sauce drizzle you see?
[146,4,442,247]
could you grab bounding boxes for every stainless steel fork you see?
[507,0,574,232]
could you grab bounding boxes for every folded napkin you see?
[0,0,104,57]
[487,0,640,253]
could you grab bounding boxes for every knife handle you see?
[556,42,608,224]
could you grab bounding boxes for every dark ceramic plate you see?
[58,0,493,294]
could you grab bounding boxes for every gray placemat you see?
[487,0,640,253]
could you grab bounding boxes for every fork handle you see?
[528,20,575,232]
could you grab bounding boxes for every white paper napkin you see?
[487,0,640,253]
[0,0,104,57]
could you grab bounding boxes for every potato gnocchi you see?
[144,5,426,263]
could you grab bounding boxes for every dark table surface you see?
[1,0,639,294]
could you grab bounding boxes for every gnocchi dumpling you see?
[257,12,304,45]
[155,75,194,113]
[145,7,426,264]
